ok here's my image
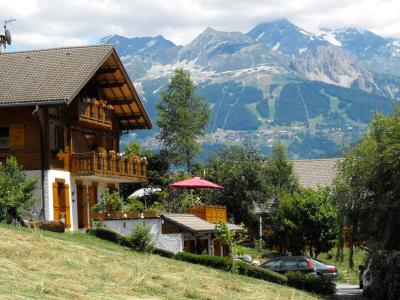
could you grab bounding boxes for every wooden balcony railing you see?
[78,98,113,129]
[71,151,147,180]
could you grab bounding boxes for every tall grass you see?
[0,225,320,299]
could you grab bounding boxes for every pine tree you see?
[156,69,210,171]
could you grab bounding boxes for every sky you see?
[1,0,400,51]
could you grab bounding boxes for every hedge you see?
[153,248,176,258]
[235,261,287,284]
[176,252,232,271]
[286,271,336,295]
[87,227,133,247]
[175,252,287,284]
[86,229,332,294]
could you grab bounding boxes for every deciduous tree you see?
[270,188,337,258]
[333,108,400,266]
[0,156,37,222]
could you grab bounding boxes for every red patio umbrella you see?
[169,177,224,190]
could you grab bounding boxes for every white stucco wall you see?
[46,170,73,228]
[25,170,43,219]
[25,170,124,232]
[104,218,184,254]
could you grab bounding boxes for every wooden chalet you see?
[0,45,151,231]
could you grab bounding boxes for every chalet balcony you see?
[70,151,147,181]
[78,98,114,129]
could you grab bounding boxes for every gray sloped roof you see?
[292,158,343,189]
[0,45,113,105]
[162,214,243,233]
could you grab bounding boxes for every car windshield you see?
[283,259,301,267]
[311,259,326,268]
[263,260,282,268]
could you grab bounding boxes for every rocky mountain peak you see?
[247,19,327,56]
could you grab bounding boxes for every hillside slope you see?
[0,226,318,299]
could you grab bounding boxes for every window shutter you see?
[53,182,59,221]
[10,124,25,150]
[64,184,71,229]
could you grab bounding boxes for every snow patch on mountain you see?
[272,42,280,51]
[319,31,342,46]
[256,32,265,41]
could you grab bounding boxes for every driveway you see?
[326,284,365,299]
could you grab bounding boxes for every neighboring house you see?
[256,158,343,240]
[104,212,242,256]
[0,45,151,231]
[292,158,343,189]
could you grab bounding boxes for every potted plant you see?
[97,147,106,157]
[56,149,66,160]
[92,195,107,223]
[122,197,144,219]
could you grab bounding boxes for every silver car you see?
[311,259,339,280]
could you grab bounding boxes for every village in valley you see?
[0,1,399,299]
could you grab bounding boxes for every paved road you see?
[327,284,365,299]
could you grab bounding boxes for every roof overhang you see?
[74,48,152,131]
[162,214,243,234]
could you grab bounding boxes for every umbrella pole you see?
[190,190,194,203]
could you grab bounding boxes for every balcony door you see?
[76,184,88,228]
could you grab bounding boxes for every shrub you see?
[287,271,336,295]
[0,156,38,223]
[150,201,165,212]
[123,197,144,212]
[129,222,155,253]
[254,239,265,253]
[93,189,122,215]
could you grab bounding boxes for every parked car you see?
[310,259,339,280]
[261,256,339,280]
[260,256,316,274]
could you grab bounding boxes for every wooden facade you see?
[187,205,227,223]
[0,45,152,231]
[0,107,42,169]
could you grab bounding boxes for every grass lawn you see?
[0,225,319,300]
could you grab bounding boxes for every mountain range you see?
[100,19,400,159]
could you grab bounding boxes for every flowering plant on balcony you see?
[97,147,106,157]
[56,149,67,160]
[100,99,108,108]
[107,150,116,157]
[122,142,141,159]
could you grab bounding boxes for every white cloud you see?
[1,0,400,50]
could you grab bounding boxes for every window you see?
[0,127,9,149]
[262,259,282,268]
[54,126,65,151]
[282,259,301,267]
